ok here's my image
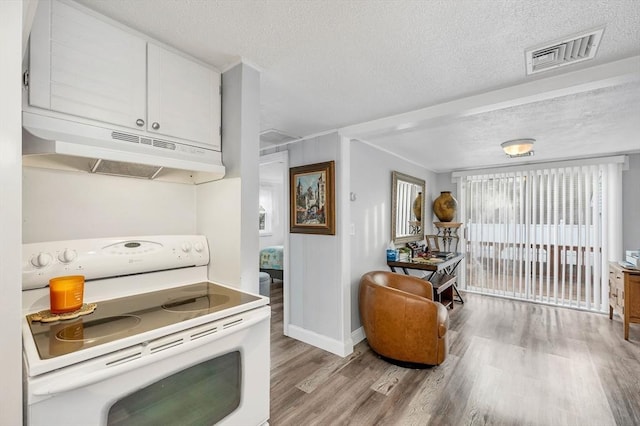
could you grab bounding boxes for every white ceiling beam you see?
[340,56,640,139]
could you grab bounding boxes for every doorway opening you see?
[259,151,289,336]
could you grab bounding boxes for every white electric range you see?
[22,235,270,426]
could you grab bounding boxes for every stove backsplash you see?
[22,167,197,243]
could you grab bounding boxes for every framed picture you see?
[290,161,335,235]
[425,234,440,252]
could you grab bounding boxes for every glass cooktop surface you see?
[27,282,262,360]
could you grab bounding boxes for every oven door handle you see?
[31,308,270,396]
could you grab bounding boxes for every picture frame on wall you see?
[290,161,335,235]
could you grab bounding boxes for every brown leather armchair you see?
[359,271,449,365]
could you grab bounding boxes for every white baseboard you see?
[287,325,354,357]
[351,326,366,345]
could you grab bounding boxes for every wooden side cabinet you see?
[609,262,640,340]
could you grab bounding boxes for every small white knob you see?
[194,242,204,253]
[181,242,192,253]
[31,252,53,268]
[58,248,77,263]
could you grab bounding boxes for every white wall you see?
[23,168,196,242]
[1,1,24,424]
[349,140,435,332]
[197,177,242,287]
[286,132,346,353]
[622,153,640,252]
[197,62,261,293]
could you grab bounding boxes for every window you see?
[259,205,267,231]
[456,159,623,312]
[259,185,274,236]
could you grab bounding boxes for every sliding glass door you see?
[457,160,623,312]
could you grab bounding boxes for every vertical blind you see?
[458,161,621,312]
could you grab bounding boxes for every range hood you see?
[22,112,226,184]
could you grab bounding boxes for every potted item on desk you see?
[398,247,412,262]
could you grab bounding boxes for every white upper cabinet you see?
[29,0,147,130]
[27,0,221,150]
[147,44,221,149]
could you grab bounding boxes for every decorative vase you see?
[412,192,423,222]
[433,191,458,222]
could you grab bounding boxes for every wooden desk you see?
[609,262,640,340]
[388,253,465,307]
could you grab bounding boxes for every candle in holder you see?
[49,275,85,314]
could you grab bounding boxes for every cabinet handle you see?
[136,119,145,127]
[152,122,160,130]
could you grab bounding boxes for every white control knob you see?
[194,242,204,253]
[181,242,192,253]
[58,248,77,263]
[31,252,53,268]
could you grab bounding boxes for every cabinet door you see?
[628,273,640,321]
[29,0,146,129]
[615,273,625,310]
[147,44,221,149]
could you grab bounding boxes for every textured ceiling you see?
[363,80,640,171]
[75,0,640,171]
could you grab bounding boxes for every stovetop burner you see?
[56,315,142,343]
[27,282,261,360]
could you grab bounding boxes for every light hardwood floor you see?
[269,281,640,425]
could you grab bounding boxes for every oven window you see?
[107,351,241,426]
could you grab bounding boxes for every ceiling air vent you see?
[525,26,604,75]
[260,129,299,149]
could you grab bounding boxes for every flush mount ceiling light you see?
[501,138,535,158]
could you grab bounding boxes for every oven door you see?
[25,307,270,426]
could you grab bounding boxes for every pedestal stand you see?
[434,222,463,253]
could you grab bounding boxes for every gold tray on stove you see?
[28,303,97,323]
